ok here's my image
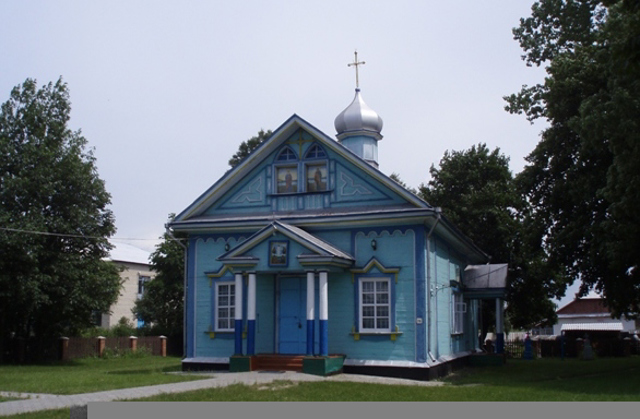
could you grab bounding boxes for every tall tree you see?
[505,0,640,317]
[389,172,417,195]
[0,78,121,360]
[133,215,186,337]
[419,144,557,328]
[228,129,272,168]
[419,144,519,265]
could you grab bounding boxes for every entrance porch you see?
[230,353,346,376]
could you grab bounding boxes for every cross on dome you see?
[348,50,365,89]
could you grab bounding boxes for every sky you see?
[1,1,582,306]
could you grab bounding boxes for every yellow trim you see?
[207,266,235,286]
[350,258,400,283]
[349,330,403,341]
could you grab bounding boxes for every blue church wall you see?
[323,227,418,362]
[425,234,477,359]
[184,226,477,362]
[186,235,248,358]
[434,239,452,358]
[194,238,231,358]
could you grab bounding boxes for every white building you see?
[553,296,637,336]
[99,241,156,328]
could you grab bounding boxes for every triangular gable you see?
[218,220,354,266]
[174,114,429,223]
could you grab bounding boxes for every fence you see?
[60,336,168,360]
[503,336,640,359]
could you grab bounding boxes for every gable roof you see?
[169,114,490,265]
[557,298,610,315]
[173,114,429,223]
[218,220,353,261]
[217,220,354,268]
[106,240,151,265]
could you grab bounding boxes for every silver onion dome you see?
[334,88,383,136]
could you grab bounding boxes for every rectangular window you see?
[138,275,150,299]
[359,278,391,332]
[452,293,466,334]
[215,282,235,331]
[276,166,298,193]
[306,163,327,192]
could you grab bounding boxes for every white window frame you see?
[359,277,391,333]
[137,275,150,299]
[214,281,235,332]
[451,292,466,335]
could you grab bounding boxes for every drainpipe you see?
[426,207,442,362]
[165,224,187,358]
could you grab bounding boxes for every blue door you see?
[278,277,306,354]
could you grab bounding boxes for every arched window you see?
[304,144,327,159]
[276,146,297,162]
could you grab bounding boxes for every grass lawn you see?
[130,357,640,402]
[2,357,640,419]
[0,355,204,395]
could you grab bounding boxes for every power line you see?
[0,226,186,241]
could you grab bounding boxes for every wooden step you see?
[254,355,305,372]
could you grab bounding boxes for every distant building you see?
[98,241,155,328]
[553,296,638,336]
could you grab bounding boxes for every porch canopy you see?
[462,264,508,299]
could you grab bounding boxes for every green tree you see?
[389,172,417,195]
[0,78,121,360]
[228,129,272,168]
[506,0,640,318]
[419,144,557,329]
[419,144,519,265]
[133,215,186,337]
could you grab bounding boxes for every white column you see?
[306,271,315,355]
[247,272,256,355]
[319,271,328,356]
[248,273,256,322]
[234,273,243,355]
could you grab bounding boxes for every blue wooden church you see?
[170,78,507,379]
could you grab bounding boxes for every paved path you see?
[0,371,443,416]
